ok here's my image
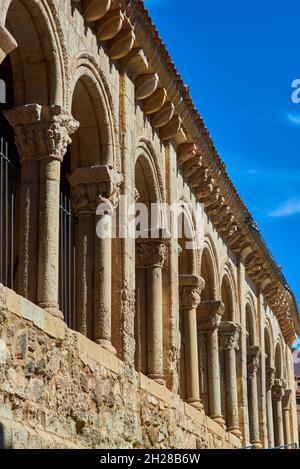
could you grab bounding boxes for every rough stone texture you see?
[0,288,240,449]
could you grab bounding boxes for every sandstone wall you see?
[0,285,241,449]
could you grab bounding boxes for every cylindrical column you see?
[219,321,241,436]
[147,265,164,382]
[197,300,225,426]
[17,158,40,302]
[5,105,78,317]
[37,156,62,316]
[75,211,94,337]
[247,346,262,448]
[266,366,275,448]
[136,239,167,385]
[283,390,292,448]
[179,275,204,410]
[207,328,223,424]
[272,379,286,447]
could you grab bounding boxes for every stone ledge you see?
[139,373,172,406]
[6,288,66,341]
[184,402,206,426]
[76,332,119,375]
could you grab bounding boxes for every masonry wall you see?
[0,286,241,449]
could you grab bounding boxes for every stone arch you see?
[69,64,116,168]
[245,296,257,346]
[135,138,165,205]
[220,264,238,322]
[3,0,63,106]
[264,321,274,367]
[177,197,198,276]
[200,237,219,302]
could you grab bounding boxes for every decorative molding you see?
[219,321,241,351]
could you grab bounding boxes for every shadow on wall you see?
[0,422,12,449]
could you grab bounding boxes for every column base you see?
[250,440,263,449]
[95,339,117,356]
[211,415,226,427]
[39,303,64,320]
[148,374,166,386]
[228,427,242,438]
[186,398,203,411]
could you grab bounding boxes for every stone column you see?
[272,379,286,447]
[0,24,17,64]
[266,366,275,448]
[282,389,292,447]
[197,300,225,426]
[136,239,168,384]
[247,345,262,448]
[179,274,205,410]
[5,105,78,312]
[69,166,122,351]
[219,321,242,436]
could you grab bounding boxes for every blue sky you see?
[144,0,300,306]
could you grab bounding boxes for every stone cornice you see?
[73,0,299,344]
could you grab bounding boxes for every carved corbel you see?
[108,29,135,60]
[160,114,181,141]
[82,0,111,22]
[0,24,18,64]
[152,101,175,128]
[177,142,197,166]
[96,8,124,41]
[135,73,159,101]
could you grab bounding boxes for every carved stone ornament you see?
[197,300,225,331]
[179,275,205,311]
[266,366,276,391]
[219,321,241,351]
[136,240,168,269]
[68,165,123,216]
[247,345,261,376]
[272,378,287,401]
[4,104,79,162]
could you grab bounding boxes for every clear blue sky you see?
[144,0,300,306]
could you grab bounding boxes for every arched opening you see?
[200,248,215,302]
[0,52,20,291]
[265,327,275,448]
[221,275,234,322]
[246,303,261,447]
[220,275,236,429]
[198,247,217,415]
[134,149,167,385]
[134,152,158,376]
[177,208,195,401]
[1,0,60,303]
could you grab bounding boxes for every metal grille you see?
[0,137,20,290]
[59,193,76,329]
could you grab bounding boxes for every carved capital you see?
[272,378,286,401]
[197,300,225,331]
[247,345,261,376]
[219,321,241,351]
[4,104,79,162]
[266,366,276,391]
[179,275,205,311]
[282,389,293,410]
[136,240,167,269]
[68,165,123,216]
[0,24,18,63]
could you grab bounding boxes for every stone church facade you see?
[0,0,299,449]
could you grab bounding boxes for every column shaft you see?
[248,373,261,445]
[273,399,284,447]
[18,159,39,302]
[184,307,201,408]
[76,213,94,337]
[266,389,275,448]
[207,328,223,423]
[147,265,164,383]
[94,234,115,354]
[37,157,62,316]
[226,347,240,434]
